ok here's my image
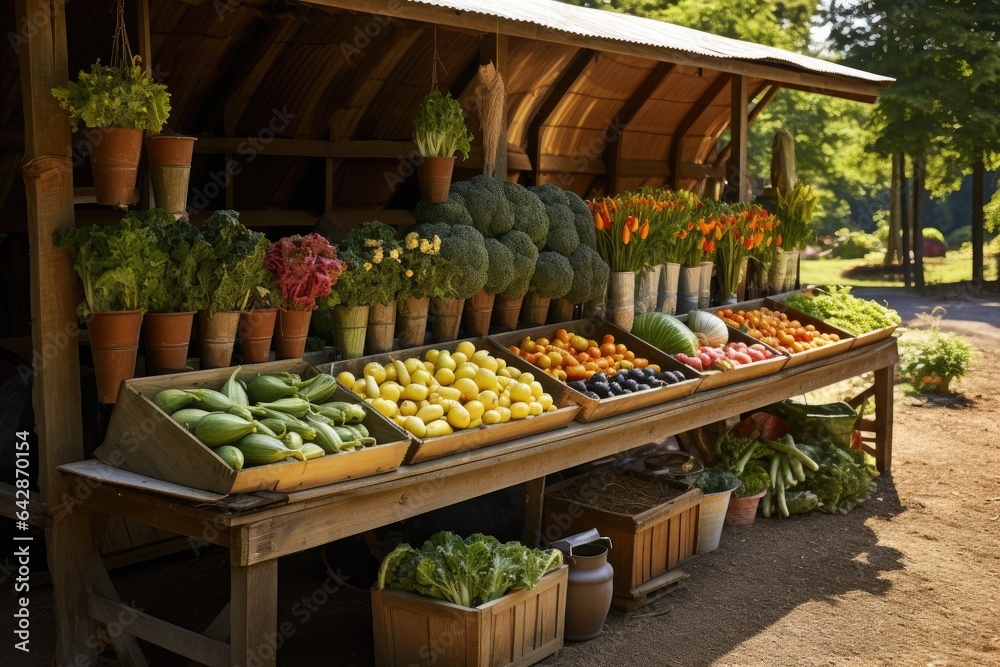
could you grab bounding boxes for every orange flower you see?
[639,220,650,239]
[629,216,640,233]
[744,238,755,250]
[600,200,612,226]
[776,233,783,247]
[715,225,724,240]
[677,229,689,240]
[698,219,715,236]
[609,199,620,213]
[622,225,632,245]
[594,211,604,231]
[703,239,715,254]
[765,235,773,247]
[687,221,695,231]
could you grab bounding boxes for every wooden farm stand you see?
[4,0,897,664]
[59,338,896,664]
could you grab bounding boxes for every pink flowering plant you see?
[264,233,347,311]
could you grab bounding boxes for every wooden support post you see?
[714,82,778,167]
[16,0,92,661]
[912,152,926,289]
[523,477,546,547]
[230,533,278,667]
[480,34,509,178]
[873,365,894,473]
[972,158,985,283]
[724,74,749,202]
[136,0,154,209]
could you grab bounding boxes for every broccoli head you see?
[425,222,489,300]
[736,460,771,498]
[542,203,580,257]
[530,251,573,300]
[414,192,474,228]
[483,237,515,296]
[500,180,549,250]
[565,190,598,249]
[530,184,596,251]
[496,230,539,301]
[564,243,610,305]
[450,175,514,238]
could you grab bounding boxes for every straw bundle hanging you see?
[771,129,797,193]
[475,62,506,177]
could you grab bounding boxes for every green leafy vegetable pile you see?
[797,441,877,515]
[145,210,214,313]
[376,531,563,608]
[784,287,901,335]
[200,211,278,314]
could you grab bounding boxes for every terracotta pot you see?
[697,489,735,554]
[430,297,463,343]
[237,308,277,364]
[462,290,494,337]
[396,296,430,349]
[677,265,701,314]
[520,292,551,326]
[366,302,396,354]
[659,262,680,315]
[698,261,714,309]
[549,297,576,323]
[143,311,194,374]
[606,271,635,332]
[417,156,456,204]
[724,490,767,527]
[564,543,614,642]
[145,135,197,217]
[89,127,143,207]
[491,295,524,331]
[88,310,143,404]
[332,305,369,359]
[198,309,241,368]
[274,308,312,360]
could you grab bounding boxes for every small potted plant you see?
[52,56,170,207]
[339,222,405,354]
[143,209,213,373]
[54,215,169,403]
[413,90,473,203]
[264,233,346,360]
[394,230,460,347]
[412,222,488,343]
[694,470,742,554]
[145,130,197,218]
[197,211,276,367]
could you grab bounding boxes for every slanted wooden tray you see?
[321,338,581,464]
[96,360,411,495]
[672,315,788,392]
[489,319,702,422]
[709,298,856,369]
[769,289,899,350]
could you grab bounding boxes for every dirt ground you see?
[2,286,999,666]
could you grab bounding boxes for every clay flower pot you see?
[366,302,397,354]
[491,295,523,331]
[417,156,456,203]
[145,135,196,217]
[88,310,143,404]
[724,490,767,528]
[274,308,312,360]
[143,311,194,374]
[462,289,494,337]
[237,308,277,364]
[430,297,463,343]
[396,295,430,349]
[198,309,240,368]
[89,127,143,207]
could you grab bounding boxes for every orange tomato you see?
[648,364,660,372]
[554,369,567,381]
[565,364,590,381]
[508,345,520,356]
[576,352,591,363]
[596,357,610,370]
[615,343,628,355]
[602,334,616,345]
[555,329,571,344]
[584,361,600,372]
[552,339,567,350]
[612,353,624,362]
[535,337,550,348]
[587,346,602,359]
[623,350,635,362]
[599,342,616,357]
[633,357,648,368]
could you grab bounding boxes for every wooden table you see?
[58,338,897,666]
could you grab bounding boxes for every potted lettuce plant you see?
[264,233,346,360]
[53,215,168,403]
[52,56,170,207]
[413,90,472,203]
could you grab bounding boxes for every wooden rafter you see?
[604,61,675,195]
[527,48,597,182]
[723,74,749,202]
[714,82,780,166]
[670,73,732,188]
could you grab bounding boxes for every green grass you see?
[799,249,998,288]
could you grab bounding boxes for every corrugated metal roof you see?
[380,0,893,85]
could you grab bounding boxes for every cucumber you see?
[236,433,306,466]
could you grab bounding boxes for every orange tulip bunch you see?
[589,195,652,272]
[712,202,780,299]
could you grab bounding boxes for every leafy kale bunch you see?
[54,212,169,319]
[413,91,472,159]
[784,287,901,335]
[714,434,772,498]
[338,221,404,307]
[264,233,347,311]
[199,211,278,314]
[695,469,742,495]
[376,531,563,608]
[142,209,214,313]
[51,57,170,132]
[797,440,876,514]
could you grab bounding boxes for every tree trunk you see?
[972,158,985,283]
[885,152,903,266]
[900,154,911,287]
[912,152,926,290]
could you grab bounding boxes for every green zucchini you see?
[194,413,257,447]
[236,433,306,466]
[260,409,317,440]
[214,445,245,471]
[246,374,299,404]
[153,389,195,414]
[171,408,212,431]
[297,374,338,404]
[255,398,311,418]
[222,366,249,408]
[283,432,304,450]
[300,443,326,460]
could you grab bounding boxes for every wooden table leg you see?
[523,477,546,547]
[230,556,278,667]
[873,364,894,473]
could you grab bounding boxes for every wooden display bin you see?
[543,470,702,611]
[489,319,702,422]
[769,289,898,350]
[323,338,581,464]
[372,566,568,667]
[95,360,411,495]
[672,314,788,391]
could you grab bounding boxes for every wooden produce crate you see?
[322,338,581,464]
[489,319,702,422]
[709,298,855,369]
[95,360,411,495]
[769,289,899,350]
[372,565,568,667]
[673,314,788,392]
[542,469,702,612]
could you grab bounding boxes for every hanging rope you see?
[476,61,505,177]
[430,25,438,91]
[110,0,135,69]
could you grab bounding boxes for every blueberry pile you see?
[566,367,688,400]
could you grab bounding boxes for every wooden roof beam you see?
[724,74,749,202]
[526,48,597,184]
[300,0,888,102]
[714,82,780,166]
[604,61,675,195]
[670,73,732,189]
